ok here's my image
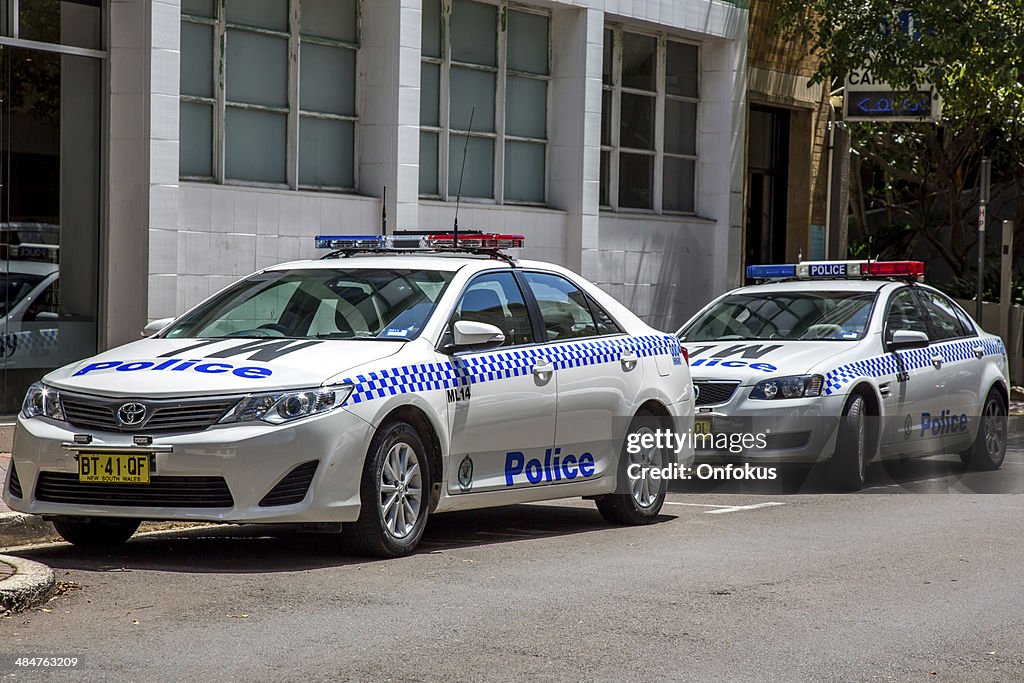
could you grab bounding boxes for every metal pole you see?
[1000,220,1013,343]
[976,157,992,321]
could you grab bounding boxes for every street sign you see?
[843,9,941,122]
[845,90,932,119]
[845,62,940,122]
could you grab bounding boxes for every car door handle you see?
[532,361,554,377]
[931,355,943,369]
[973,346,985,359]
[620,350,639,370]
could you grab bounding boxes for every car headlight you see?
[218,384,354,425]
[749,375,824,400]
[22,382,65,421]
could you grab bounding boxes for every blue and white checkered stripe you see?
[345,334,680,405]
[823,336,1006,396]
[1,329,58,352]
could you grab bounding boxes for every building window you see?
[601,27,698,213]
[420,0,550,204]
[180,0,358,191]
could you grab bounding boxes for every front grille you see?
[763,432,811,450]
[694,381,740,406]
[35,472,234,508]
[259,461,319,507]
[60,394,236,434]
[8,463,22,498]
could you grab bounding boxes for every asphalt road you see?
[2,441,1024,681]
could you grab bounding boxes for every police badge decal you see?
[458,455,474,491]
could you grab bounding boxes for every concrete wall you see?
[118,0,748,334]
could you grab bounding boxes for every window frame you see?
[180,0,361,192]
[419,0,551,206]
[600,25,700,215]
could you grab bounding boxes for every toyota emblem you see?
[117,402,147,426]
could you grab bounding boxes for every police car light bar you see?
[425,233,525,249]
[315,232,525,252]
[863,260,925,278]
[746,260,924,281]
[745,264,797,279]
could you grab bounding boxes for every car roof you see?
[727,279,896,295]
[0,260,59,277]
[262,254,566,275]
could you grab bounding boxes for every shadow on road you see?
[7,503,676,574]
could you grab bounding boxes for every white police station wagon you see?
[677,260,1009,490]
[4,233,693,556]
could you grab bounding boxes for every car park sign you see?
[843,9,941,122]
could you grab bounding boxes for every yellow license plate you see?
[78,453,151,484]
[694,419,713,436]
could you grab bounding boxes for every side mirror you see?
[142,317,174,337]
[33,311,59,321]
[449,320,505,352]
[888,329,929,351]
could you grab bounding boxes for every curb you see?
[0,513,58,550]
[0,554,55,615]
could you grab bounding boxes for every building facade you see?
[744,0,829,266]
[0,0,748,413]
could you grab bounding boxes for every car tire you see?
[51,517,140,548]
[595,409,668,525]
[346,420,431,558]
[830,394,867,491]
[959,388,1007,471]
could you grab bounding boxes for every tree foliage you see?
[777,0,1024,285]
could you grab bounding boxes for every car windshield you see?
[679,291,876,342]
[162,268,455,341]
[0,272,46,316]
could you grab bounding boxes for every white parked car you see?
[677,260,1009,490]
[4,233,693,556]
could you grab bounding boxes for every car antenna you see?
[452,106,476,249]
[381,186,387,236]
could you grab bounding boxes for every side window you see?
[587,295,623,335]
[523,272,597,341]
[884,289,929,344]
[453,272,533,347]
[952,300,977,336]
[917,290,968,341]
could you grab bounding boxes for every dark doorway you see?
[746,105,790,271]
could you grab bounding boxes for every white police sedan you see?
[677,260,1009,490]
[4,233,693,556]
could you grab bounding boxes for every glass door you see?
[0,44,101,414]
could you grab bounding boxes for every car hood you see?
[44,337,405,398]
[684,340,856,384]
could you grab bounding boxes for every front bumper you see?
[692,391,848,464]
[2,408,375,524]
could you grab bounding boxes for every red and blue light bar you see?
[315,232,525,251]
[746,260,924,281]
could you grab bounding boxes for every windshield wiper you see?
[313,334,408,341]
